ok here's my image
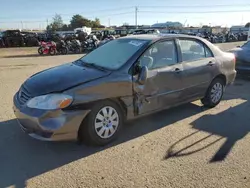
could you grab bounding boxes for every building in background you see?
[230,25,249,34]
[151,21,183,28]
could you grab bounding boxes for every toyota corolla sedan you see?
[13,34,236,146]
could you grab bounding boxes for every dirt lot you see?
[0,44,250,188]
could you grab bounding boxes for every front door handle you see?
[174,68,182,73]
[207,61,215,66]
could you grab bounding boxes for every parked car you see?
[0,31,4,47]
[2,30,25,47]
[13,34,236,146]
[229,41,250,76]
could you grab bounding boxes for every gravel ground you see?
[0,43,250,188]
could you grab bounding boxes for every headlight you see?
[26,94,73,110]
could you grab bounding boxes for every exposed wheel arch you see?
[213,74,226,86]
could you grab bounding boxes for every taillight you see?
[233,55,236,64]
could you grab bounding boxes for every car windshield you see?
[242,41,250,48]
[80,38,149,70]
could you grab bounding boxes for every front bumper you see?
[13,93,90,141]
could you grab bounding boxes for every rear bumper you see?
[13,93,90,141]
[226,70,237,85]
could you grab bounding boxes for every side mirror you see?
[138,66,148,85]
[237,46,241,48]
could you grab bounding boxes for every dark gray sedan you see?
[13,34,236,146]
[229,41,250,75]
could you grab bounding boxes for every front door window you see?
[139,40,178,70]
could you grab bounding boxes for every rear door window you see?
[179,39,213,62]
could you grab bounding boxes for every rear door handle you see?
[207,61,215,66]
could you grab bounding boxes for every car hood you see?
[229,47,250,62]
[23,62,111,96]
[229,47,242,52]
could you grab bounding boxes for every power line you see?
[0,11,134,24]
[139,4,250,8]
[0,6,135,19]
[1,4,250,27]
[139,9,250,14]
[1,4,250,20]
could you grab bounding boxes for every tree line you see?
[47,14,105,31]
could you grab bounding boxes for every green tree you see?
[245,22,250,28]
[46,25,52,31]
[50,14,63,31]
[70,15,102,28]
[61,24,71,31]
[70,14,91,28]
[202,25,211,28]
[92,18,101,28]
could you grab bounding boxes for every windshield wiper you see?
[83,62,108,71]
[74,59,85,65]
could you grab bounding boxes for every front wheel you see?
[78,100,124,146]
[201,78,225,108]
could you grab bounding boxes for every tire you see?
[61,47,68,55]
[201,78,225,108]
[49,48,56,56]
[38,47,43,55]
[74,47,81,54]
[78,100,124,146]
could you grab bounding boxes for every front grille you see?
[18,86,31,105]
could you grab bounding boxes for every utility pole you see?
[21,21,23,30]
[108,18,111,27]
[46,19,49,28]
[135,6,138,28]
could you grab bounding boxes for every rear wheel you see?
[49,48,56,56]
[61,47,68,55]
[74,47,81,54]
[201,78,225,108]
[38,47,43,55]
[78,100,124,146]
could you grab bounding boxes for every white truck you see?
[74,27,92,35]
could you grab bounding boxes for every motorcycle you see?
[38,41,57,55]
[82,35,99,52]
[56,40,68,55]
[98,35,115,47]
[65,39,81,54]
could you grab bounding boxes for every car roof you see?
[120,33,222,57]
[120,34,201,41]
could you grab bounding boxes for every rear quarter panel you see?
[204,40,236,85]
[216,51,236,84]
